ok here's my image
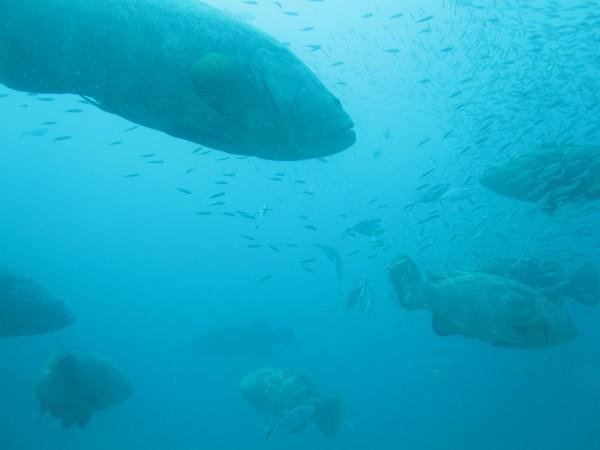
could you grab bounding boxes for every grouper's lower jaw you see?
[319,126,357,158]
[289,124,357,161]
[240,128,356,161]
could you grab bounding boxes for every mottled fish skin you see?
[479,146,600,209]
[389,254,577,349]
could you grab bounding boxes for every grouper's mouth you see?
[291,115,356,160]
[326,114,356,149]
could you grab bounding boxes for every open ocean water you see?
[0,0,599,449]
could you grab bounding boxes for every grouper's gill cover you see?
[0,0,355,161]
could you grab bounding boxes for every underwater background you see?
[1,0,599,449]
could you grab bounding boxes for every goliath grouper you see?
[0,0,356,160]
[389,254,577,349]
[0,270,73,337]
[37,350,133,429]
[479,146,600,211]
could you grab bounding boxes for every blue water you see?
[1,0,599,449]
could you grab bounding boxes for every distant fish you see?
[191,321,294,358]
[439,187,475,203]
[300,258,317,264]
[22,127,48,137]
[237,211,256,220]
[346,277,375,315]
[419,168,436,179]
[315,244,344,281]
[345,219,384,237]
[241,369,344,439]
[417,15,434,23]
[417,138,431,147]
[479,146,600,212]
[1,0,356,160]
[37,350,133,429]
[408,183,451,207]
[345,286,363,312]
[0,270,73,336]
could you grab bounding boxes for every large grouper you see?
[389,254,577,349]
[0,0,356,160]
[37,350,133,429]
[0,269,73,337]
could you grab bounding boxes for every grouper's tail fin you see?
[312,396,345,438]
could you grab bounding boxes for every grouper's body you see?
[0,0,355,160]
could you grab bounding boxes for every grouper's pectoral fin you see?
[77,411,92,428]
[59,410,91,430]
[432,313,458,336]
[61,415,76,430]
[190,52,254,119]
[81,95,113,115]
